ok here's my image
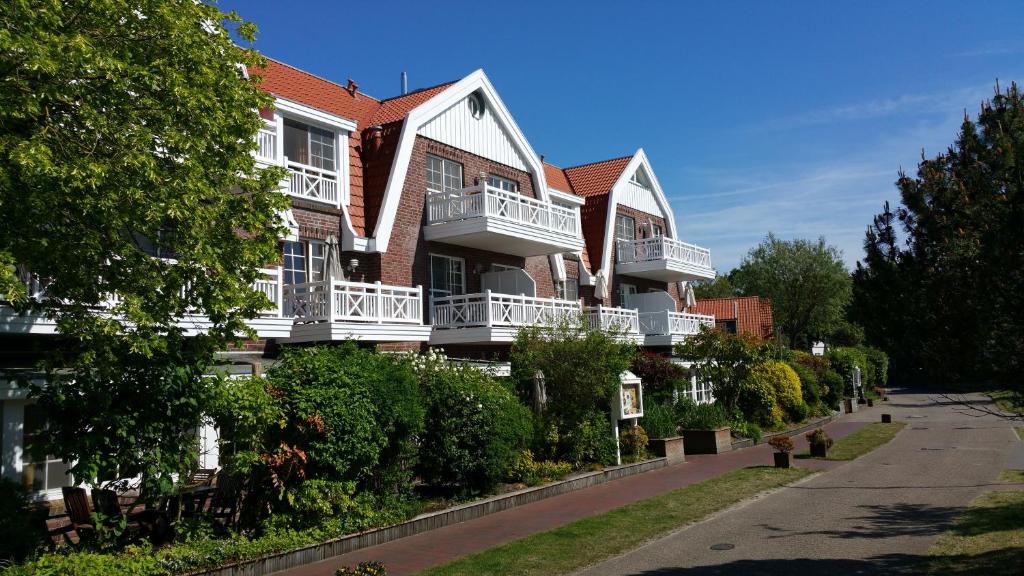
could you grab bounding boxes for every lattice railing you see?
[638,310,715,336]
[617,236,712,269]
[583,305,640,335]
[287,280,423,325]
[426,184,580,236]
[431,291,581,329]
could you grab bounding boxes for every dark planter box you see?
[648,437,686,464]
[843,399,856,413]
[810,443,828,458]
[867,399,874,407]
[682,427,732,454]
[773,452,792,468]
[881,413,892,423]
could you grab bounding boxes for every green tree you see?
[675,327,771,414]
[853,83,1024,385]
[0,1,288,496]
[731,234,851,349]
[692,275,737,299]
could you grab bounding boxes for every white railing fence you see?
[426,184,580,236]
[638,310,715,336]
[583,305,640,334]
[432,291,580,329]
[256,126,277,163]
[617,237,712,269]
[286,159,339,205]
[287,280,423,325]
[253,267,285,318]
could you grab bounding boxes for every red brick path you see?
[280,419,865,576]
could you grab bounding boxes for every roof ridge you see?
[563,154,634,171]
[379,80,458,103]
[695,295,763,301]
[261,56,381,103]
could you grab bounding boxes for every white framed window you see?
[309,241,326,283]
[692,375,714,404]
[283,119,336,172]
[615,214,635,242]
[429,254,466,299]
[616,283,637,307]
[21,404,72,493]
[651,223,663,238]
[487,174,519,193]
[283,241,307,286]
[557,279,579,302]
[427,154,463,194]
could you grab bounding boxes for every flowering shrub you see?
[336,561,387,576]
[508,450,571,486]
[618,424,649,461]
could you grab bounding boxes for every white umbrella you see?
[594,270,608,299]
[323,234,345,282]
[683,282,697,309]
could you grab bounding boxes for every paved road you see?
[573,390,1019,576]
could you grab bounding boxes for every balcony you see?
[616,237,715,282]
[424,185,585,256]
[285,161,339,206]
[285,280,431,343]
[583,305,643,343]
[430,291,581,345]
[638,310,715,347]
[0,267,293,338]
[255,125,277,164]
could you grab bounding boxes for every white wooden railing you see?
[617,237,712,269]
[432,291,580,329]
[426,185,580,236]
[583,305,640,335]
[287,280,423,325]
[638,310,715,336]
[256,126,277,163]
[286,159,339,205]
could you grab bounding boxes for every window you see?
[427,155,463,194]
[429,254,465,299]
[283,119,335,171]
[21,404,72,492]
[557,279,579,302]
[309,241,326,283]
[615,214,636,242]
[718,319,738,334]
[651,224,663,238]
[468,92,485,119]
[692,376,714,404]
[487,174,519,193]
[616,283,637,307]
[283,241,307,286]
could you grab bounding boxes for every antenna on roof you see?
[401,71,408,95]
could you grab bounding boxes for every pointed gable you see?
[417,93,531,171]
[563,156,631,271]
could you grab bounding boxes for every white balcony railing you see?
[426,185,580,236]
[583,305,640,335]
[287,280,423,325]
[285,160,339,205]
[617,237,712,269]
[256,126,277,164]
[432,291,580,329]
[638,310,715,336]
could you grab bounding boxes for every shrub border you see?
[189,457,668,576]
[730,411,842,450]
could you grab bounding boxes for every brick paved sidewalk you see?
[280,418,868,576]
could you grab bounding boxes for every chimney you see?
[363,126,384,160]
[345,78,358,97]
[401,71,408,95]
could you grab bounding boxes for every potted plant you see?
[768,436,794,468]
[677,401,732,454]
[806,428,833,458]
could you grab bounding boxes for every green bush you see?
[787,361,820,408]
[738,369,782,428]
[821,369,844,408]
[639,401,678,439]
[730,420,762,442]
[618,424,649,461]
[0,479,47,563]
[863,347,889,387]
[336,561,387,576]
[508,450,571,486]
[676,400,730,430]
[630,352,688,404]
[4,545,165,576]
[418,363,532,494]
[828,346,869,395]
[560,410,618,468]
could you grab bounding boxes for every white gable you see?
[620,166,663,216]
[418,94,529,171]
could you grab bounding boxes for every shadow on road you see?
[756,502,962,540]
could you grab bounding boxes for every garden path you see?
[573,390,1017,576]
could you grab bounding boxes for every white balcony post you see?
[276,267,284,318]
[375,281,384,324]
[326,280,336,322]
[415,285,423,322]
[485,290,493,328]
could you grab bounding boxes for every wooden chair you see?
[186,468,217,487]
[90,488,122,518]
[207,474,240,530]
[61,487,95,541]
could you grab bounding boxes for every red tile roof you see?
[543,161,575,194]
[690,296,774,340]
[369,82,456,126]
[563,156,632,198]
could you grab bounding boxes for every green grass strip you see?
[998,469,1024,483]
[987,389,1024,415]
[418,466,811,576]
[797,422,906,461]
[924,489,1024,575]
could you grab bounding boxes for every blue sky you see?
[221,0,1024,272]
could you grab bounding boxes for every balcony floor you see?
[429,326,523,345]
[287,321,432,344]
[424,219,585,257]
[616,259,716,282]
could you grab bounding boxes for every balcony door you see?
[283,119,335,171]
[429,254,465,300]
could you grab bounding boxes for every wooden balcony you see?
[430,291,581,344]
[285,160,339,206]
[583,305,643,343]
[285,279,431,343]
[424,185,585,256]
[638,310,715,347]
[616,237,715,282]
